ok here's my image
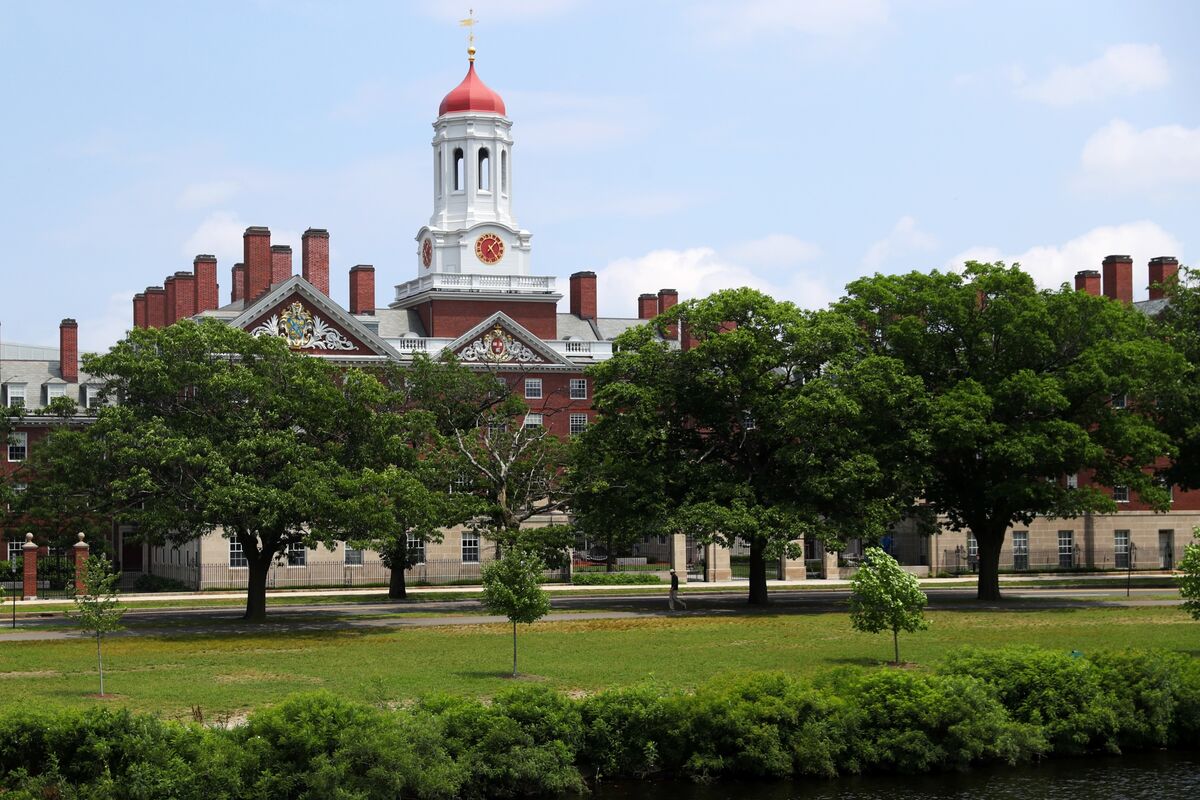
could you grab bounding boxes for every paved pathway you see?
[0,586,1180,643]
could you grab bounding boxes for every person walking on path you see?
[669,568,687,611]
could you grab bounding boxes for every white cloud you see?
[78,291,138,352]
[947,221,1184,297]
[693,0,889,43]
[181,211,248,266]
[1017,44,1169,106]
[593,234,834,319]
[1080,119,1200,187]
[177,180,240,210]
[862,216,937,270]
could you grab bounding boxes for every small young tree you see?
[849,546,928,665]
[67,555,126,696]
[1179,530,1200,621]
[481,547,551,677]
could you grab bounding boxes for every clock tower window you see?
[453,148,465,192]
[501,150,508,194]
[478,148,491,191]
[437,151,443,197]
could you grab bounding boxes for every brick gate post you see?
[73,532,90,594]
[21,533,38,601]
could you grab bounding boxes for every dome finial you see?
[459,8,477,62]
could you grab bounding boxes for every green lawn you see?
[1,603,1196,721]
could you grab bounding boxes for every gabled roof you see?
[444,311,576,368]
[228,276,401,360]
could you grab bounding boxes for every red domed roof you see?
[439,61,506,117]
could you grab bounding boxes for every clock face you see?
[474,233,505,265]
[421,238,433,268]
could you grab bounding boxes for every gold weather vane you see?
[460,8,477,61]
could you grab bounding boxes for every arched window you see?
[501,150,508,194]
[437,150,443,196]
[478,148,490,191]
[453,148,464,191]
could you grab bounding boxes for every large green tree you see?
[587,288,928,605]
[1151,266,1200,491]
[838,262,1184,600]
[35,319,374,620]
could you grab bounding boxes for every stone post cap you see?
[23,532,36,550]
[74,532,89,549]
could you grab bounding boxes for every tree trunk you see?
[893,627,900,665]
[244,555,271,622]
[512,620,518,677]
[96,632,104,696]
[748,539,769,606]
[388,562,408,600]
[975,525,1006,601]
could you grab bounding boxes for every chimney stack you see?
[145,287,166,328]
[243,226,272,304]
[59,319,78,384]
[569,271,597,320]
[349,265,375,315]
[172,271,196,323]
[132,293,147,329]
[638,293,658,320]
[1148,256,1179,301]
[231,263,245,303]
[1074,270,1101,296]
[1102,254,1133,303]
[164,275,178,326]
[657,288,679,339]
[193,255,219,314]
[302,228,330,295]
[270,244,293,286]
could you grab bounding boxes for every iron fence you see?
[940,547,1167,576]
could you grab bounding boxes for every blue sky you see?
[1,0,1197,350]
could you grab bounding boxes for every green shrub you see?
[572,572,661,585]
[133,573,192,593]
[579,684,676,780]
[1088,650,1200,750]
[941,647,1120,754]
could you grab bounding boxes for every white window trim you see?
[46,385,66,400]
[569,413,588,435]
[524,412,543,429]
[524,378,543,400]
[461,532,480,564]
[344,545,364,568]
[229,540,248,570]
[285,542,307,568]
[5,384,26,407]
[1113,485,1130,503]
[7,431,27,462]
[407,534,426,566]
[569,378,587,400]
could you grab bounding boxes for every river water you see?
[590,751,1200,800]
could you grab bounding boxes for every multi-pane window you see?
[569,379,587,400]
[966,534,978,559]
[85,386,100,409]
[229,540,248,568]
[1066,473,1078,489]
[1113,485,1130,503]
[1114,530,1131,569]
[569,413,588,435]
[1111,393,1128,409]
[344,546,363,567]
[7,432,27,462]
[407,534,426,565]
[8,540,23,563]
[1058,530,1074,569]
[524,378,542,399]
[1012,530,1029,571]
[524,413,543,429]
[286,542,306,567]
[46,385,66,401]
[461,532,480,564]
[5,384,25,408]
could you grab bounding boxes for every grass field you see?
[1,603,1196,721]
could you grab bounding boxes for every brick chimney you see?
[193,255,218,313]
[1148,256,1179,301]
[270,245,292,286]
[302,228,330,295]
[163,275,178,326]
[59,319,78,384]
[145,287,166,328]
[132,293,147,329]
[172,271,195,323]
[1074,270,1101,296]
[681,320,700,352]
[638,293,658,320]
[657,288,679,339]
[231,263,245,303]
[1102,254,1133,303]
[569,271,597,320]
[349,265,375,315]
[243,226,272,304]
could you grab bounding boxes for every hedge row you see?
[571,572,662,585]
[1,647,1197,799]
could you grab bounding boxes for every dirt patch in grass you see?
[214,670,323,686]
[0,670,61,679]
